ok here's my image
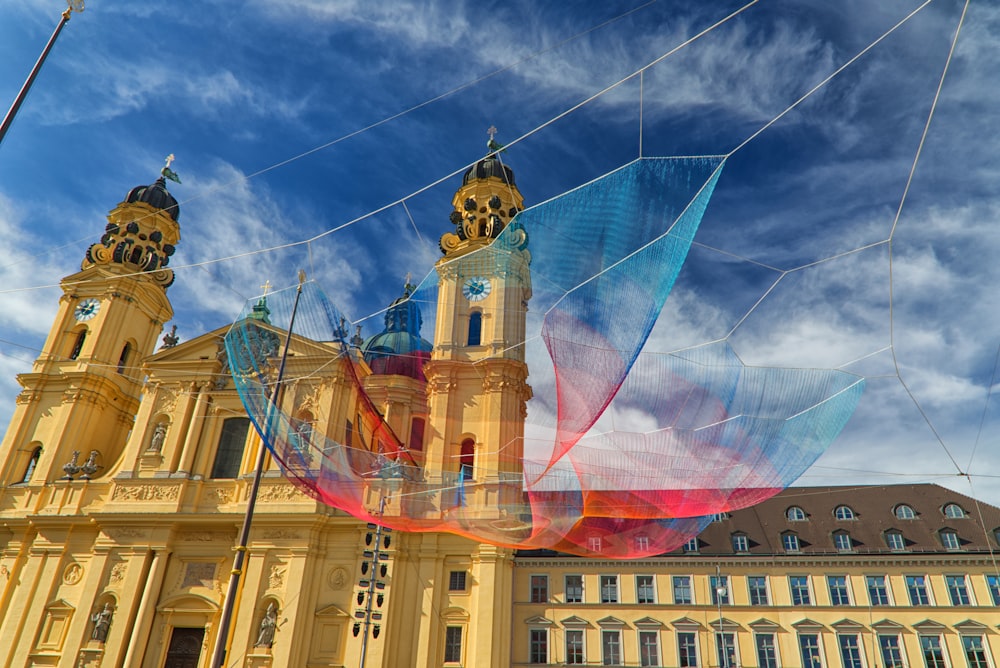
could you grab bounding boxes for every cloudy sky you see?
[2,0,999,509]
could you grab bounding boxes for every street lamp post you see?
[0,1,84,147]
[715,565,729,668]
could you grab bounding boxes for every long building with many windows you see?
[513,484,1000,667]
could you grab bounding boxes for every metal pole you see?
[716,565,728,668]
[0,2,83,147]
[358,495,387,668]
[210,273,307,668]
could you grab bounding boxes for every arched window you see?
[211,417,250,478]
[20,447,41,483]
[834,505,855,520]
[786,506,806,521]
[894,504,916,520]
[459,438,475,481]
[69,330,87,360]
[943,503,965,519]
[117,342,132,374]
[467,311,482,346]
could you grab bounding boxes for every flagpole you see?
[0,1,84,147]
[210,271,307,668]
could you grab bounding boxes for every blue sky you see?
[2,0,1000,506]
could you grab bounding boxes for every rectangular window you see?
[790,576,811,606]
[716,632,737,668]
[565,575,584,603]
[635,535,650,552]
[946,574,972,605]
[602,630,622,666]
[800,634,822,668]
[682,537,699,552]
[920,635,947,668]
[906,575,931,605]
[710,575,730,605]
[600,575,619,604]
[589,536,603,553]
[639,631,660,667]
[941,531,961,550]
[444,626,463,663]
[678,632,699,668]
[828,575,850,606]
[748,576,769,606]
[782,533,800,552]
[886,532,906,551]
[211,417,250,478]
[566,630,585,665]
[530,575,548,603]
[732,534,749,552]
[673,575,693,604]
[448,571,467,592]
[756,633,778,668]
[880,635,905,668]
[987,574,1000,606]
[839,635,863,668]
[529,629,548,664]
[867,575,890,606]
[345,419,354,448]
[834,533,853,552]
[962,636,990,668]
[636,575,656,604]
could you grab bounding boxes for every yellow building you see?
[2,155,999,668]
[512,484,1000,668]
[0,153,529,668]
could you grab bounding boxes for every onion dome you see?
[463,148,515,186]
[362,283,432,381]
[125,176,180,221]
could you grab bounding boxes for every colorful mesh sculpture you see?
[226,157,864,558]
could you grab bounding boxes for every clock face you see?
[462,277,492,302]
[74,298,100,321]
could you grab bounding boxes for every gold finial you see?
[261,280,272,295]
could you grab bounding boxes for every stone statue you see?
[90,602,113,643]
[149,423,167,451]
[254,602,278,648]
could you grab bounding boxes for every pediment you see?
[597,616,626,627]
[831,619,866,630]
[560,616,591,628]
[912,620,948,632]
[524,615,554,626]
[314,604,349,619]
[441,606,469,621]
[709,617,742,631]
[792,619,825,630]
[953,619,991,632]
[634,616,664,628]
[672,617,705,630]
[748,618,782,631]
[871,619,906,631]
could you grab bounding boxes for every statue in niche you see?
[149,422,167,452]
[254,602,278,648]
[90,602,114,643]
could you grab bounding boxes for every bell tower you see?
[423,140,532,491]
[0,164,181,485]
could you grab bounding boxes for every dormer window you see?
[786,506,806,521]
[834,505,855,520]
[943,503,966,519]
[894,504,916,520]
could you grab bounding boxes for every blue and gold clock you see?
[74,298,100,321]
[462,277,492,302]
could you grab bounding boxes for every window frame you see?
[528,628,548,664]
[961,635,990,668]
[827,575,851,606]
[710,574,730,606]
[673,575,693,605]
[879,634,905,668]
[601,629,622,666]
[682,537,699,553]
[756,633,779,668]
[786,506,807,521]
[799,633,823,668]
[885,531,907,551]
[946,574,973,606]
[895,504,916,520]
[944,503,966,519]
[638,630,661,667]
[732,533,750,553]
[790,575,812,606]
[565,574,584,604]
[941,530,962,550]
[565,629,585,665]
[834,505,856,520]
[716,632,738,668]
[448,570,467,592]
[919,635,947,668]
[636,574,656,604]
[782,532,801,553]
[833,531,853,552]
[529,574,549,603]
[444,626,463,664]
[986,574,1000,606]
[866,574,892,606]
[210,417,250,479]
[906,574,932,606]
[678,631,699,668]
[839,634,864,668]
[600,574,619,604]
[748,575,770,606]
